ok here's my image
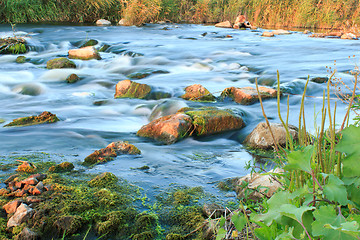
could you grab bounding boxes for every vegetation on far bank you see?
[0,0,360,30]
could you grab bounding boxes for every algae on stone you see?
[114,80,152,99]
[181,84,216,102]
[48,162,74,173]
[46,57,76,69]
[4,111,60,127]
[0,37,28,54]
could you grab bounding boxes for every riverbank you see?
[1,0,359,31]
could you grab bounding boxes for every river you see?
[0,23,357,199]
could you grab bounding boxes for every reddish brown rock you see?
[215,21,232,28]
[35,182,44,191]
[3,199,23,215]
[137,113,193,144]
[68,46,101,60]
[21,177,39,186]
[181,108,245,137]
[341,33,357,40]
[15,181,24,189]
[114,80,152,99]
[84,141,141,165]
[4,111,59,128]
[244,122,298,150]
[30,187,42,196]
[233,15,251,29]
[4,175,19,184]
[26,196,43,204]
[181,84,215,102]
[221,86,278,105]
[16,162,36,173]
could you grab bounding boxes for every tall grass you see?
[0,0,360,30]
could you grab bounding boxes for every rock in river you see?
[46,57,76,69]
[221,86,278,105]
[137,107,245,144]
[0,37,28,54]
[96,19,111,26]
[4,111,59,127]
[114,79,152,99]
[68,46,101,60]
[243,122,298,150]
[84,141,141,165]
[215,21,232,28]
[181,84,216,102]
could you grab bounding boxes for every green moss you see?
[4,111,59,127]
[88,172,118,188]
[166,233,185,240]
[80,39,98,48]
[182,107,245,136]
[115,81,152,99]
[15,56,26,63]
[98,44,111,52]
[66,73,80,83]
[133,231,154,240]
[48,162,74,173]
[46,57,76,69]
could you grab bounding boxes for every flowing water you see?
[0,23,358,199]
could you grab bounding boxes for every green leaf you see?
[312,205,358,239]
[284,145,314,173]
[231,212,246,232]
[324,222,360,239]
[252,191,291,226]
[336,125,360,177]
[219,216,225,227]
[254,222,277,240]
[323,174,348,206]
[216,228,226,240]
[344,177,360,207]
[274,227,295,240]
[280,204,315,223]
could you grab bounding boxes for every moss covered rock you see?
[114,80,152,99]
[80,39,98,48]
[15,56,27,63]
[181,84,215,102]
[88,172,118,188]
[68,46,101,60]
[84,141,141,165]
[137,113,193,144]
[4,111,59,127]
[46,57,76,69]
[181,107,245,137]
[127,69,169,80]
[221,86,278,105]
[66,73,80,83]
[48,162,74,173]
[0,37,28,54]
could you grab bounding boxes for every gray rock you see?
[7,203,35,228]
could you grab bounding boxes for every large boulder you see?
[137,113,193,144]
[4,111,59,127]
[236,168,283,200]
[233,15,251,29]
[96,19,111,26]
[180,108,245,137]
[46,57,76,69]
[68,46,101,60]
[84,141,141,165]
[119,18,130,26]
[181,84,215,102]
[137,107,245,144]
[215,21,232,28]
[221,86,278,105]
[243,122,298,149]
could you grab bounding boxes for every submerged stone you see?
[243,122,298,150]
[311,76,328,84]
[66,73,80,83]
[4,111,59,127]
[80,39,98,48]
[99,44,111,52]
[221,86,278,105]
[54,216,83,235]
[68,46,101,60]
[48,162,74,173]
[149,100,188,121]
[181,84,216,102]
[46,57,76,69]
[114,79,152,99]
[273,29,291,35]
[0,37,28,54]
[84,141,141,165]
[127,69,169,79]
[16,56,27,63]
